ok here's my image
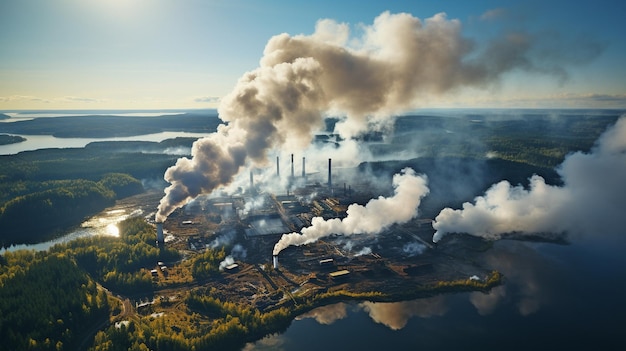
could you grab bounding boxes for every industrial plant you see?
[151,155,493,311]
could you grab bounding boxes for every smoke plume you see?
[273,168,429,255]
[157,11,592,222]
[433,116,626,243]
[218,243,247,271]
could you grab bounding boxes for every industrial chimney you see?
[328,158,332,188]
[302,156,306,179]
[156,222,164,244]
[249,170,254,193]
[273,255,279,269]
[276,156,280,178]
[291,153,294,179]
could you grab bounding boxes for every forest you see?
[0,110,623,350]
[0,137,198,246]
[0,134,25,145]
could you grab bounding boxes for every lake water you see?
[244,239,626,350]
[0,131,211,155]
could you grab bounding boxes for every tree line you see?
[0,251,109,350]
[0,174,143,246]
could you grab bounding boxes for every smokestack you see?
[291,153,294,179]
[328,158,332,188]
[249,170,254,193]
[273,255,279,269]
[276,156,280,178]
[155,12,578,225]
[302,156,306,180]
[156,222,164,244]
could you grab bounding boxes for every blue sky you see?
[1,0,625,110]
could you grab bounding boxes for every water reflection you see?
[245,238,626,350]
[360,296,448,330]
[0,206,143,253]
[105,223,120,237]
[296,302,348,325]
[469,241,564,316]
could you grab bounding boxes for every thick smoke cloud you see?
[273,168,429,255]
[433,117,626,243]
[157,11,591,222]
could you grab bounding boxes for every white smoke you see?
[354,247,373,257]
[402,242,426,257]
[218,243,247,271]
[156,11,576,223]
[242,196,266,216]
[209,229,237,249]
[273,168,429,255]
[433,116,626,243]
[218,256,235,271]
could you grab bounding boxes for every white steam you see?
[273,168,429,255]
[155,11,574,222]
[219,244,247,271]
[354,247,373,257]
[402,242,426,257]
[433,116,626,243]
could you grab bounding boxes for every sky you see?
[1,0,625,110]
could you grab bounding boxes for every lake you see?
[0,131,211,155]
[244,239,626,350]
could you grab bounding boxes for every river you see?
[244,239,626,350]
[0,191,163,254]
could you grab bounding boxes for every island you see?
[0,134,26,145]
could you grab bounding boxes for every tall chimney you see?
[276,156,280,178]
[291,153,294,179]
[273,255,279,269]
[156,222,164,244]
[249,170,254,193]
[328,158,332,188]
[302,157,306,179]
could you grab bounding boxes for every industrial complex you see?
[149,155,494,311]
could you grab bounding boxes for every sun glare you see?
[106,223,120,237]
